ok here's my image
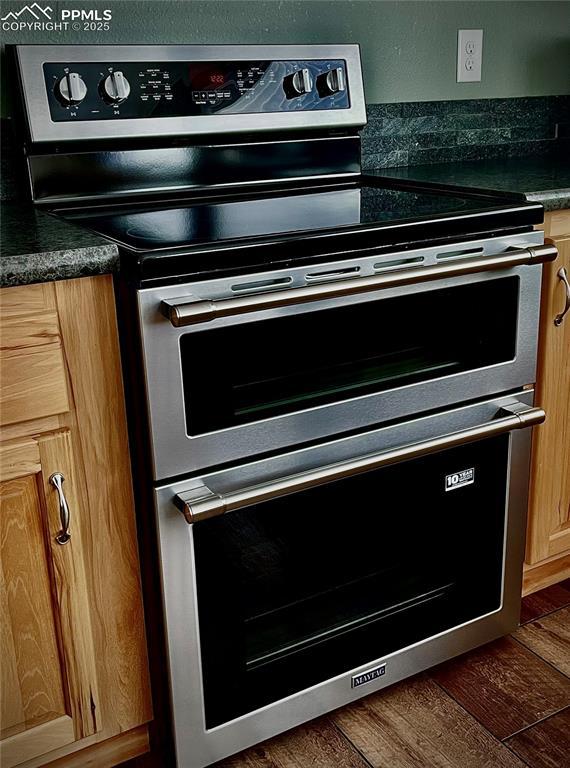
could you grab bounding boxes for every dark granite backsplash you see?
[361,95,569,169]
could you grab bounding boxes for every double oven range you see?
[13,44,556,768]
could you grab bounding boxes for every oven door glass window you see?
[180,277,518,435]
[193,433,509,728]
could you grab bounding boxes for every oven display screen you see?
[190,65,234,90]
[187,62,270,108]
[197,72,227,87]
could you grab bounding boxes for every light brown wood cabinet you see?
[524,209,570,595]
[0,277,152,768]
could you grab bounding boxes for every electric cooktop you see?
[55,178,542,284]
[62,182,481,250]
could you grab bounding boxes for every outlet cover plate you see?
[457,29,483,82]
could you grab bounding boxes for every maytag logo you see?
[351,663,386,689]
[445,467,475,492]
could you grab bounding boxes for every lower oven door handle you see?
[162,243,557,327]
[174,402,545,523]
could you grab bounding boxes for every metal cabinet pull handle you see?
[50,472,71,544]
[161,243,558,328]
[174,402,545,523]
[554,267,570,326]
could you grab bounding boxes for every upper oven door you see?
[138,231,550,479]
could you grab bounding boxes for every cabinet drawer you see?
[0,306,70,427]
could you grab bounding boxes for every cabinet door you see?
[0,430,100,768]
[526,235,570,565]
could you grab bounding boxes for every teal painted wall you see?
[1,0,569,104]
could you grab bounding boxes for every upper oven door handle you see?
[174,401,545,523]
[161,243,557,327]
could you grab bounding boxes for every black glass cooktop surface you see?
[61,180,532,254]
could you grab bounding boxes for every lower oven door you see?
[155,389,540,768]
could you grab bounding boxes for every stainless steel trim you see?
[162,243,557,327]
[49,472,71,545]
[174,402,545,522]
[155,389,534,768]
[554,267,570,326]
[15,45,366,143]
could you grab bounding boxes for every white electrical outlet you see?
[457,29,483,82]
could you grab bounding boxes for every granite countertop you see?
[369,155,570,211]
[0,202,119,288]
[2,156,569,289]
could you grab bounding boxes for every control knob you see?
[283,68,313,98]
[317,67,346,97]
[56,72,87,106]
[101,71,131,104]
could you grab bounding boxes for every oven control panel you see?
[16,45,366,142]
[43,59,350,122]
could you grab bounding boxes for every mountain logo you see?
[1,3,53,21]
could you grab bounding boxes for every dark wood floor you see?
[215,580,570,768]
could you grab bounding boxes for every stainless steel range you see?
[13,43,556,768]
